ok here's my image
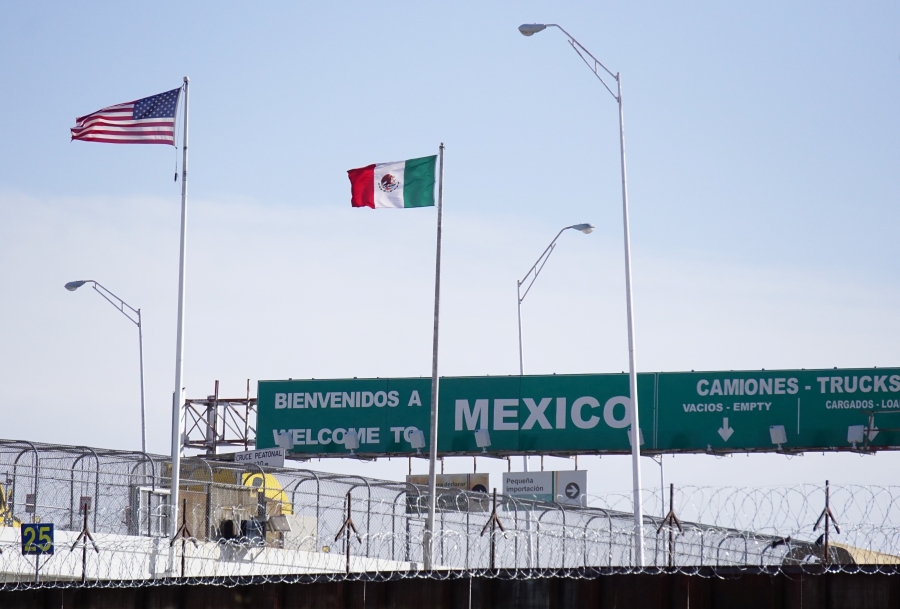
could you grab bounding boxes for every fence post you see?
[170,498,197,578]
[656,483,683,568]
[70,504,99,583]
[334,492,361,574]
[814,480,841,567]
[480,489,505,571]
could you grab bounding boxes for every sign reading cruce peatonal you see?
[256,368,900,458]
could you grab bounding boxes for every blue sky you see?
[0,1,898,496]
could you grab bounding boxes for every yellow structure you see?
[241,472,293,516]
[0,484,21,527]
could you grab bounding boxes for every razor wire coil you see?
[0,440,896,590]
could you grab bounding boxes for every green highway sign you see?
[256,368,900,457]
[435,373,656,455]
[655,369,900,453]
[258,377,432,456]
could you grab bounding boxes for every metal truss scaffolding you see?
[182,380,256,455]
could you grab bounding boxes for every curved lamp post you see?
[65,280,146,454]
[518,23,646,565]
[517,223,594,378]
[516,222,592,569]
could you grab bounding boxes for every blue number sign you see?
[21,523,54,555]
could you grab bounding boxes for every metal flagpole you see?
[137,309,146,455]
[423,143,445,571]
[616,73,645,566]
[169,76,189,543]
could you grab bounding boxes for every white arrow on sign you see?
[718,418,734,442]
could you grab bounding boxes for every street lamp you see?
[516,222,591,569]
[65,280,147,454]
[519,23,646,565]
[518,24,547,36]
[517,223,594,379]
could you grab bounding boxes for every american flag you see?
[71,87,182,145]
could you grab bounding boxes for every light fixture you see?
[847,425,865,445]
[518,23,547,36]
[627,426,644,448]
[770,425,787,449]
[474,429,491,452]
[274,431,293,450]
[571,223,595,234]
[517,15,649,568]
[63,278,147,454]
[344,429,360,453]
[409,429,426,455]
[267,515,292,533]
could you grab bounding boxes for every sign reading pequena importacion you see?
[503,470,587,507]
[256,368,900,457]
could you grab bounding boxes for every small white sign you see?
[503,472,554,503]
[233,448,285,468]
[503,470,587,507]
[554,470,587,507]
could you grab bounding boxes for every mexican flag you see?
[347,155,437,209]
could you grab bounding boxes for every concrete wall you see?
[1,570,898,609]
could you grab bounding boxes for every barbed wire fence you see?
[0,440,897,591]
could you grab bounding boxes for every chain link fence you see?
[0,440,897,590]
